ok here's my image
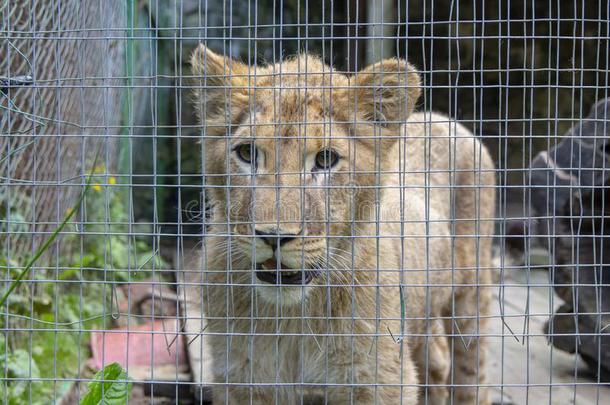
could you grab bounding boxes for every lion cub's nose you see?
[255,228,297,250]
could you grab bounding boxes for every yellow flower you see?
[108,177,117,185]
[92,184,102,192]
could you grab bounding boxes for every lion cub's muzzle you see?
[255,258,320,285]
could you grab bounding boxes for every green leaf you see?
[79,363,132,405]
[109,236,130,270]
[0,349,40,379]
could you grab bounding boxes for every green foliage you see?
[1,167,167,403]
[80,363,132,405]
[0,162,95,307]
[0,345,42,404]
[62,171,166,282]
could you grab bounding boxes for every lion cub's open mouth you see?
[255,258,318,285]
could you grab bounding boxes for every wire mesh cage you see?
[1,0,609,404]
[1,1,124,260]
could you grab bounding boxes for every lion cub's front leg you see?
[212,386,291,405]
[211,387,252,405]
[326,337,419,404]
[212,369,298,404]
[210,335,298,404]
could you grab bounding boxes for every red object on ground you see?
[90,320,187,370]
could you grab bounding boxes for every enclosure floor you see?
[487,267,610,405]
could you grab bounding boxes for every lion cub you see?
[186,44,495,404]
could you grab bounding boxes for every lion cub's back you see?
[398,110,496,288]
[401,111,494,216]
[402,111,487,178]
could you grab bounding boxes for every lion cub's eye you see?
[234,143,258,165]
[314,148,339,170]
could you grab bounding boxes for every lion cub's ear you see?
[191,44,249,122]
[350,59,421,126]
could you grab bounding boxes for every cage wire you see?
[1,1,125,258]
[1,0,609,404]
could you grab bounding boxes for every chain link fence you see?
[1,0,124,260]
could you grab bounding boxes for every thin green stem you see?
[0,150,101,306]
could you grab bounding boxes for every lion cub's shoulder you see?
[404,111,472,138]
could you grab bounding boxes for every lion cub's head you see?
[192,45,420,304]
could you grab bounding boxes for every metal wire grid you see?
[1,1,124,262]
[1,0,609,404]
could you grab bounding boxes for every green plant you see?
[0,335,41,404]
[80,363,132,405]
[62,169,167,281]
[1,159,167,403]
[0,155,97,307]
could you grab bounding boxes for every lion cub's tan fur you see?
[186,45,495,404]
